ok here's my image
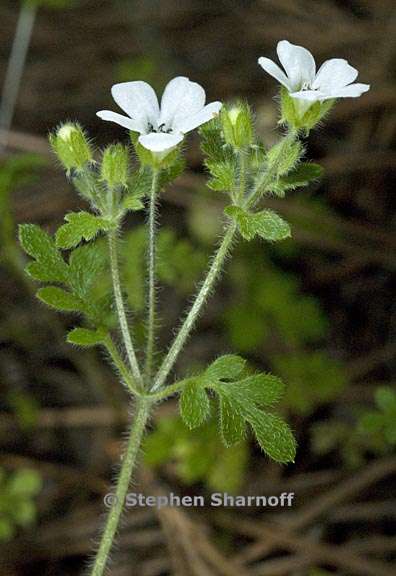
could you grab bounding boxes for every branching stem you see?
[108,230,143,389]
[151,222,237,392]
[144,168,160,381]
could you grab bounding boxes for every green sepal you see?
[55,211,114,249]
[179,380,211,429]
[225,206,291,241]
[67,327,107,347]
[100,143,129,188]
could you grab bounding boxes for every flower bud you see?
[50,123,93,171]
[221,103,254,149]
[280,88,335,133]
[100,144,129,188]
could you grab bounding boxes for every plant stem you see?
[0,1,37,152]
[246,131,297,208]
[90,398,151,576]
[108,231,143,389]
[149,378,189,401]
[151,222,237,392]
[144,168,159,381]
[104,335,140,396]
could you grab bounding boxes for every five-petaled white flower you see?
[258,40,370,104]
[97,77,222,153]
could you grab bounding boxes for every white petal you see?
[159,76,206,130]
[313,59,358,91]
[327,83,370,98]
[96,110,142,132]
[111,81,159,131]
[277,40,316,90]
[138,132,184,152]
[258,57,292,90]
[176,101,222,133]
[290,90,324,101]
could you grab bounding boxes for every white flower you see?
[97,77,222,153]
[258,40,370,104]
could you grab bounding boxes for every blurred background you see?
[0,1,395,575]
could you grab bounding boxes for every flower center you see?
[300,81,312,91]
[147,122,173,134]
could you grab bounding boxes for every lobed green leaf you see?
[55,211,113,249]
[205,354,246,382]
[219,395,246,446]
[19,224,68,282]
[37,286,85,313]
[179,380,210,429]
[67,327,106,347]
[225,206,291,242]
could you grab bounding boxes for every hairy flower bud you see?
[50,123,93,171]
[221,103,254,149]
[100,144,129,188]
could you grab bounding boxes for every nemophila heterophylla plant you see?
[17,51,369,574]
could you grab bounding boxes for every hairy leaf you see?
[55,212,113,249]
[37,286,85,313]
[226,374,285,407]
[219,395,246,446]
[67,327,106,347]
[19,224,68,282]
[205,354,246,382]
[179,380,210,429]
[225,206,291,241]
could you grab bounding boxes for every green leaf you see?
[219,395,246,446]
[122,195,145,212]
[8,469,42,497]
[205,354,246,382]
[55,211,113,249]
[179,380,210,429]
[37,286,85,313]
[67,327,106,347]
[227,374,285,407]
[245,407,296,463]
[281,163,323,186]
[19,224,68,282]
[225,206,291,241]
[206,159,237,193]
[68,242,107,299]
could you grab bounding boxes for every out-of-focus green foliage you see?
[0,155,46,266]
[144,414,248,493]
[312,386,396,468]
[0,467,42,541]
[122,225,207,313]
[7,390,40,431]
[223,248,346,415]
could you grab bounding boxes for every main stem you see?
[108,231,143,389]
[91,398,151,576]
[144,169,159,381]
[151,222,237,392]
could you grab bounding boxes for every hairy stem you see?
[90,398,151,576]
[108,231,143,389]
[144,169,159,381]
[104,335,140,396]
[151,222,237,392]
